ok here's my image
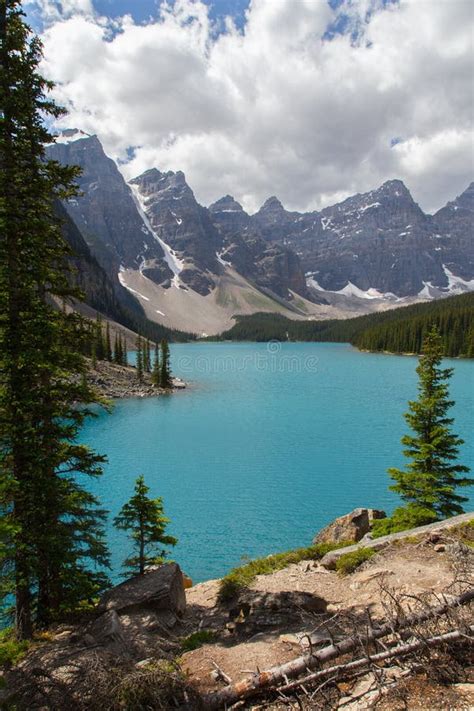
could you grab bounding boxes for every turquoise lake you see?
[80,342,474,583]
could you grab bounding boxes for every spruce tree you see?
[151,343,160,386]
[136,334,143,383]
[95,315,105,361]
[113,475,177,576]
[121,334,128,366]
[105,322,112,362]
[0,0,109,637]
[160,339,173,389]
[113,333,119,364]
[387,326,472,522]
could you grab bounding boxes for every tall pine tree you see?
[151,343,160,386]
[135,334,143,383]
[105,322,112,362]
[0,0,109,637]
[387,326,472,522]
[160,339,173,389]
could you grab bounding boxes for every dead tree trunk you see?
[277,625,474,695]
[203,588,473,709]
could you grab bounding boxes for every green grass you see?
[0,628,29,668]
[451,519,474,548]
[218,541,351,602]
[371,505,438,538]
[181,630,216,652]
[335,547,377,575]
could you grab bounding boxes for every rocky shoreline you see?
[86,359,186,399]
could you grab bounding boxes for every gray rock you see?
[313,508,386,545]
[47,134,172,286]
[97,562,186,618]
[252,179,474,298]
[84,609,125,648]
[228,590,327,637]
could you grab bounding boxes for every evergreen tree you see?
[136,334,143,383]
[105,322,112,362]
[121,334,128,366]
[113,332,123,365]
[113,475,177,576]
[151,343,160,386]
[387,326,472,521]
[0,1,109,637]
[144,338,152,373]
[160,339,173,389]
[94,315,105,361]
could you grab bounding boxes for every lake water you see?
[80,342,474,583]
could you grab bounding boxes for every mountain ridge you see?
[47,131,473,335]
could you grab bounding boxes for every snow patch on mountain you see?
[307,276,398,301]
[129,183,185,288]
[118,269,150,301]
[216,250,231,267]
[443,265,474,293]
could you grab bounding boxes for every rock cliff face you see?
[251,179,474,297]
[209,195,309,299]
[129,168,221,295]
[433,182,474,282]
[55,201,142,321]
[46,131,172,286]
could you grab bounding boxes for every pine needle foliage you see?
[114,476,177,576]
[386,326,472,523]
[0,0,109,637]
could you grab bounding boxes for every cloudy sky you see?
[27,0,473,214]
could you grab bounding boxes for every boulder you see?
[84,609,126,650]
[313,508,386,545]
[227,590,327,637]
[97,562,186,618]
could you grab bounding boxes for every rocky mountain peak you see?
[53,128,93,144]
[379,178,410,196]
[46,132,172,285]
[209,195,245,213]
[129,166,221,295]
[130,168,193,201]
[259,196,285,213]
[451,181,474,210]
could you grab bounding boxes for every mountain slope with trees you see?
[220,292,474,357]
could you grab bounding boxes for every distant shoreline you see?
[86,359,186,400]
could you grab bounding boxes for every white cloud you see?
[38,0,474,213]
[26,0,94,22]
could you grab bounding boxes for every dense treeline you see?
[219,292,474,357]
[78,315,128,367]
[78,317,174,387]
[1,1,110,638]
[135,334,173,388]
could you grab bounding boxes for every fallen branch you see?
[203,588,473,709]
[277,625,474,695]
[210,659,233,685]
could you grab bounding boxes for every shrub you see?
[451,519,474,548]
[0,628,29,668]
[372,505,438,538]
[181,630,216,652]
[335,547,376,575]
[218,541,351,602]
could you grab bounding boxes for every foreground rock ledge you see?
[97,561,186,617]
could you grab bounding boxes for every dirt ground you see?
[182,538,474,709]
